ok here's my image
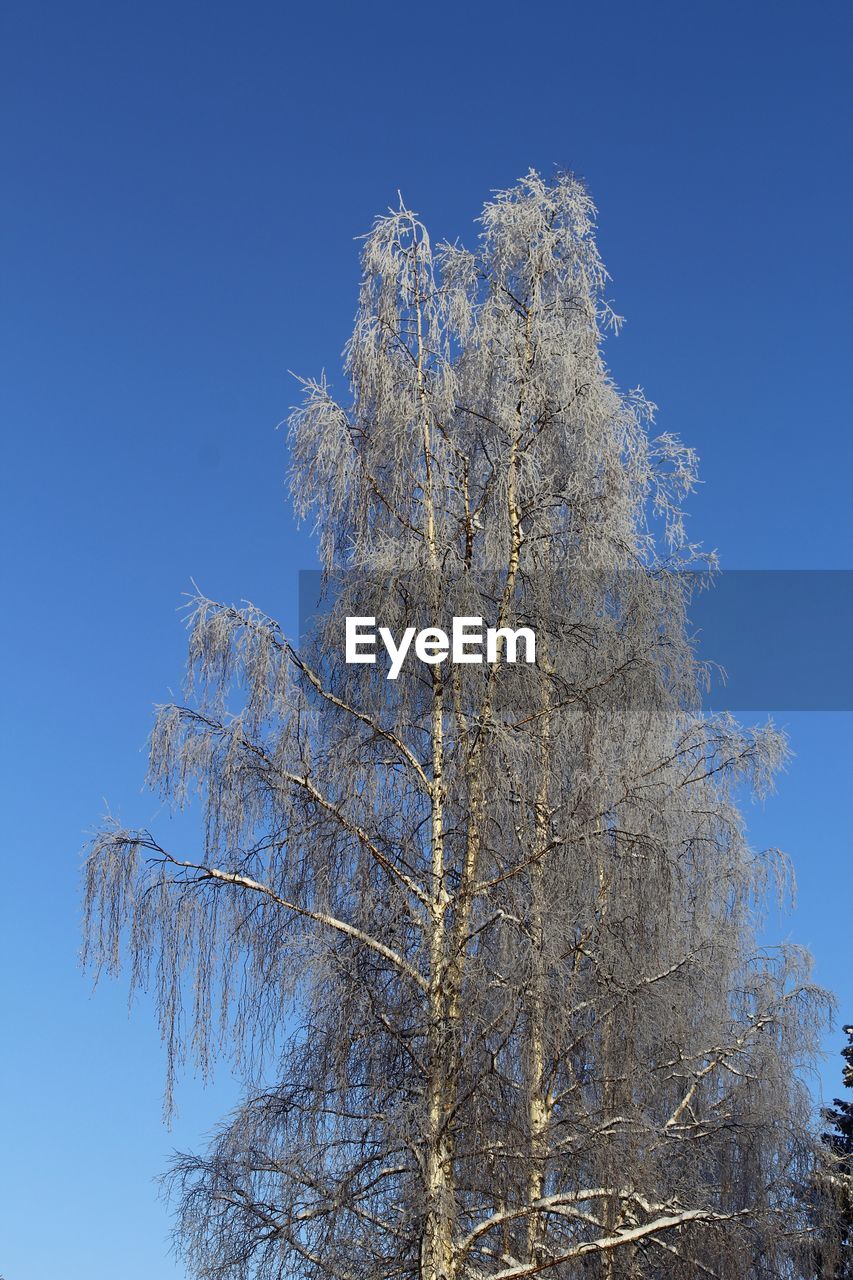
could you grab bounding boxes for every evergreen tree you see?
[814,1026,853,1277]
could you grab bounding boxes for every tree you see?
[811,1026,853,1277]
[83,170,829,1279]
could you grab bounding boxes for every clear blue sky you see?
[1,2,851,1275]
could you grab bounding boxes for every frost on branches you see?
[84,171,829,1280]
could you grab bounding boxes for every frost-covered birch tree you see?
[84,170,829,1279]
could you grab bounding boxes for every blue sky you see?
[1,1,851,1275]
